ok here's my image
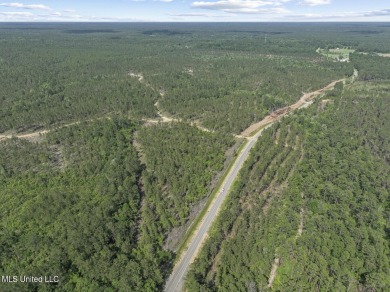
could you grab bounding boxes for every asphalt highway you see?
[164,72,350,292]
[164,124,273,292]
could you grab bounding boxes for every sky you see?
[0,0,389,22]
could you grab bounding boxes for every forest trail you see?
[296,193,306,238]
[240,77,345,137]
[0,130,49,142]
[297,208,305,237]
[0,74,351,143]
[0,68,212,141]
[0,119,100,142]
[146,101,181,123]
[377,53,390,58]
[0,99,215,142]
[129,71,220,136]
[127,71,144,82]
[165,71,358,291]
[142,102,216,135]
[268,194,306,289]
[267,258,281,288]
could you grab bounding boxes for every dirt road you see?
[240,78,345,137]
[164,72,354,291]
[0,130,49,142]
[0,120,86,142]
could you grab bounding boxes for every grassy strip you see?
[317,48,355,61]
[174,137,248,262]
[248,121,274,137]
[175,75,352,262]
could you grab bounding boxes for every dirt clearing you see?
[240,78,344,137]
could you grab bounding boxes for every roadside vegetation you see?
[186,57,390,291]
[0,119,234,291]
[1,22,390,291]
[137,123,234,253]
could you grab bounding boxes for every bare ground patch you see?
[240,78,345,137]
[267,258,281,288]
[377,53,390,58]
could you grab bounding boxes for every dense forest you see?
[138,123,233,232]
[186,58,390,291]
[1,22,390,291]
[0,119,151,291]
[3,22,388,134]
[0,119,234,290]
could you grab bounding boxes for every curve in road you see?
[164,76,348,292]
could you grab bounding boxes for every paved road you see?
[164,124,273,292]
[163,75,349,291]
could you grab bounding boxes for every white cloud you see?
[0,11,33,16]
[191,0,289,14]
[286,9,390,20]
[0,2,51,10]
[131,0,174,1]
[228,7,288,14]
[363,9,390,17]
[168,12,234,17]
[300,0,330,6]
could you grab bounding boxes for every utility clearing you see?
[240,78,345,137]
[1,71,343,143]
[165,71,356,291]
[316,47,355,62]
